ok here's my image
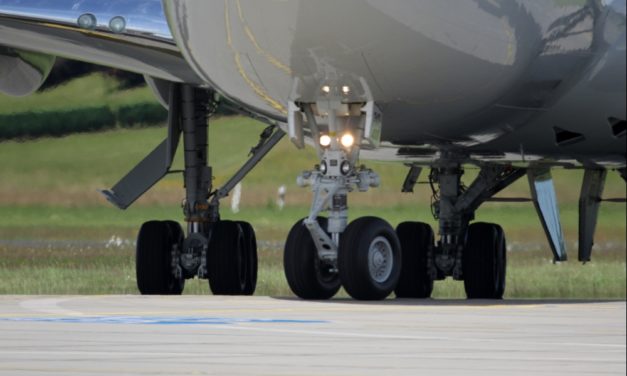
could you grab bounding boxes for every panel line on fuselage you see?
[224,0,286,114]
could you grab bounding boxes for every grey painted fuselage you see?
[1,0,625,166]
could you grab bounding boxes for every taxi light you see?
[319,134,332,147]
[340,133,355,148]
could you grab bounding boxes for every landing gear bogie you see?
[123,85,271,296]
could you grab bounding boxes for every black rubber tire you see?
[394,222,434,298]
[463,222,507,299]
[162,220,185,294]
[207,220,248,295]
[284,218,341,300]
[136,220,184,295]
[339,217,402,300]
[236,221,258,295]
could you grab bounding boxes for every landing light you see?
[340,133,355,148]
[321,85,331,94]
[319,134,332,147]
[341,86,350,94]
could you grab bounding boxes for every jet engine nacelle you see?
[0,46,55,97]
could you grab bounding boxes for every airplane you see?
[0,0,625,300]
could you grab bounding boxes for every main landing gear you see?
[103,83,284,295]
[419,162,526,299]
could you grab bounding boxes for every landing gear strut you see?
[103,83,284,295]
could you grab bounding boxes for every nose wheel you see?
[284,217,341,300]
[339,217,402,300]
[284,216,402,300]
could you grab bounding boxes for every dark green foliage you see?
[117,103,168,128]
[0,107,116,140]
[0,103,171,140]
[40,59,145,91]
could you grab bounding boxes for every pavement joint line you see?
[0,316,329,325]
[209,324,627,349]
[0,350,622,364]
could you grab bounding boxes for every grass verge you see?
[1,243,623,298]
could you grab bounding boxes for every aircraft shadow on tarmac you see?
[271,297,624,307]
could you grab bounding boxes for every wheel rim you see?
[315,259,337,285]
[368,236,394,283]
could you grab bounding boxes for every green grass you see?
[0,75,625,298]
[1,243,623,298]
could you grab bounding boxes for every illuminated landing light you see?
[321,85,331,94]
[319,134,332,147]
[77,13,97,30]
[109,16,127,34]
[340,133,355,148]
[341,86,350,94]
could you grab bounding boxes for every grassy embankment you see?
[0,74,625,298]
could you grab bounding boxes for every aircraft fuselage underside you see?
[166,0,626,166]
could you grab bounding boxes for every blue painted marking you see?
[0,316,327,326]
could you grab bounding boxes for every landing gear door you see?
[361,101,382,149]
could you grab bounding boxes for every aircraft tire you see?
[136,220,184,295]
[235,221,258,295]
[339,217,402,300]
[284,218,340,299]
[394,222,434,298]
[463,222,507,299]
[207,220,248,295]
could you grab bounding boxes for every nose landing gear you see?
[285,100,401,300]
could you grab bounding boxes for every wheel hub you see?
[368,236,394,283]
